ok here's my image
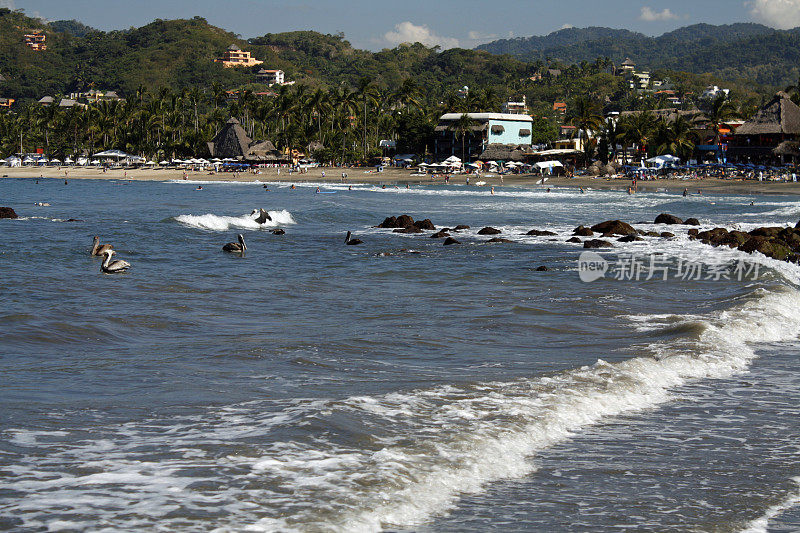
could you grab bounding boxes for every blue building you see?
[434,113,534,160]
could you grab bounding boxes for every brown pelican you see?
[345,231,363,245]
[100,249,130,273]
[223,234,246,253]
[91,236,113,256]
[252,209,272,224]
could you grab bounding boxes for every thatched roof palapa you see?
[478,143,531,162]
[736,92,800,136]
[774,140,800,156]
[207,118,283,161]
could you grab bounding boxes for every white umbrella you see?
[159,160,170,165]
[64,157,74,164]
[90,159,100,165]
[50,158,61,164]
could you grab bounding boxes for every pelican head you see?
[238,234,246,251]
[345,231,352,243]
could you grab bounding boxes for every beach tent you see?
[159,160,170,165]
[64,157,74,164]
[94,149,130,159]
[646,154,681,168]
[50,158,61,164]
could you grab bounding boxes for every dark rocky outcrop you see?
[684,218,700,226]
[377,216,398,228]
[590,220,636,236]
[413,219,436,230]
[477,227,502,235]
[739,236,792,260]
[659,232,675,238]
[618,234,644,242]
[395,214,415,228]
[486,237,514,243]
[443,237,460,245]
[535,266,549,271]
[526,229,558,236]
[453,225,470,231]
[0,207,18,219]
[644,231,660,237]
[688,228,699,236]
[573,225,594,236]
[750,227,784,238]
[566,237,582,243]
[583,239,613,249]
[430,231,450,239]
[654,213,683,225]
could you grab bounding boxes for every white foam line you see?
[740,477,800,533]
[173,210,295,231]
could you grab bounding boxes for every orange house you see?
[24,32,46,51]
[215,45,263,68]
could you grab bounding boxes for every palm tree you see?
[703,94,739,146]
[567,96,604,166]
[656,115,697,159]
[449,113,476,162]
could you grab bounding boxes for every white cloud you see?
[748,0,800,29]
[468,30,498,41]
[0,0,16,9]
[384,22,460,49]
[640,6,680,21]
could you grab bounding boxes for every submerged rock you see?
[535,265,549,271]
[0,207,18,219]
[477,226,502,235]
[443,237,460,246]
[654,213,683,225]
[486,237,514,243]
[590,220,636,236]
[526,229,558,236]
[583,239,613,249]
[573,225,594,236]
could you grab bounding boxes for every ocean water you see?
[1,176,800,532]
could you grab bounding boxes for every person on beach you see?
[466,176,470,186]
[321,170,325,178]
[683,188,688,197]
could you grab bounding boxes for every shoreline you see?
[2,166,799,196]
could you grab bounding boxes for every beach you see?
[4,165,800,196]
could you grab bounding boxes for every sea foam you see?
[173,210,295,231]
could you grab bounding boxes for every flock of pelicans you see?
[90,208,363,274]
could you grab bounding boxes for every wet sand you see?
[2,166,799,195]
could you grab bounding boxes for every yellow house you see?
[215,45,263,68]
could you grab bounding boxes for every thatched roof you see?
[434,123,487,133]
[207,118,252,159]
[618,109,705,123]
[208,118,282,161]
[774,140,800,156]
[736,92,800,136]
[306,141,324,153]
[478,143,531,162]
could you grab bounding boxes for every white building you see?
[701,85,730,100]
[257,69,285,86]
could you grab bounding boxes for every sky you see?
[4,0,800,51]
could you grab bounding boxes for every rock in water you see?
[573,225,594,236]
[590,220,636,235]
[583,239,613,249]
[654,213,684,225]
[477,227,502,235]
[0,207,18,219]
[443,237,460,246]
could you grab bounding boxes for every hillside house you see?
[216,45,263,68]
[24,32,46,51]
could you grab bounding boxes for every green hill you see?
[477,23,799,86]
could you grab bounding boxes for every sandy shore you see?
[2,166,799,195]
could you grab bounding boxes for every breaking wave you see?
[173,210,295,231]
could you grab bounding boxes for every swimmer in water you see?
[579,187,585,194]
[291,184,295,189]
[316,187,320,193]
[348,185,352,190]
[546,188,551,193]
[196,185,203,190]
[683,188,688,197]
[490,187,495,195]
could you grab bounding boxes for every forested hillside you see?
[477,23,799,86]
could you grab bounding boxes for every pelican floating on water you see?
[91,236,113,256]
[252,209,272,224]
[223,234,247,253]
[100,249,130,273]
[345,231,363,245]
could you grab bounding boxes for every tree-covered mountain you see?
[477,23,799,86]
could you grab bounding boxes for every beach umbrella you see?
[50,158,61,164]
[64,157,74,164]
[93,149,129,159]
[159,160,170,165]
[90,159,100,165]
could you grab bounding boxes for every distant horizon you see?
[6,0,800,51]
